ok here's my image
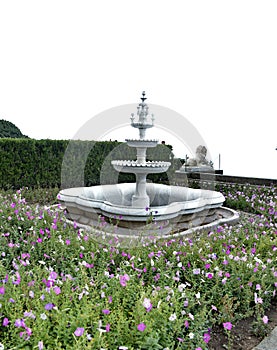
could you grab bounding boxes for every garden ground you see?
[0,184,276,349]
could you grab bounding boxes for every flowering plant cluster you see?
[0,185,276,349]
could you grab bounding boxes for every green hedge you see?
[0,139,176,189]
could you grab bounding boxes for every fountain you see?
[58,92,239,239]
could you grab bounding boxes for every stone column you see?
[132,173,149,208]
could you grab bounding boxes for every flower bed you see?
[0,185,276,349]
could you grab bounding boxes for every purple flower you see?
[13,271,21,285]
[223,322,233,331]
[49,271,58,280]
[0,286,5,295]
[119,274,130,287]
[137,323,146,332]
[74,327,84,336]
[106,323,111,332]
[38,341,44,350]
[45,303,54,310]
[102,309,110,315]
[3,317,9,326]
[53,286,61,295]
[14,319,24,327]
[25,327,32,336]
[203,333,211,343]
[24,311,36,319]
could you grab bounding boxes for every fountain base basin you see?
[58,183,239,237]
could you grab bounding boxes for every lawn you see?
[0,184,276,349]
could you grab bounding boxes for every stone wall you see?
[174,171,277,187]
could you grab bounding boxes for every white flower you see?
[188,313,194,320]
[169,313,177,321]
[0,343,4,350]
[195,292,201,299]
[188,332,194,339]
[177,262,182,268]
[40,313,47,320]
[143,298,152,309]
[157,300,162,309]
[178,284,186,292]
[118,347,128,350]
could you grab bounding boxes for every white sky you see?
[0,1,276,179]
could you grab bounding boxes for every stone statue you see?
[178,145,213,173]
[187,145,211,167]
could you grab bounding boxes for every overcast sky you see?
[0,1,276,179]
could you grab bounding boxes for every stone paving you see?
[252,327,277,350]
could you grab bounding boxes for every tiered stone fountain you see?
[111,91,171,209]
[58,92,239,239]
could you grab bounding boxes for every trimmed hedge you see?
[0,139,175,189]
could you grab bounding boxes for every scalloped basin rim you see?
[59,183,225,221]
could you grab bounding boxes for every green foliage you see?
[0,139,173,189]
[0,119,28,138]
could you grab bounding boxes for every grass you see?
[0,184,276,349]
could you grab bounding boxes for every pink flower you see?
[106,323,111,332]
[102,309,110,315]
[0,286,5,295]
[142,298,152,312]
[119,274,130,287]
[49,271,58,280]
[53,286,61,295]
[74,327,84,336]
[262,315,269,324]
[223,322,233,331]
[137,323,146,332]
[203,333,211,343]
[3,317,9,326]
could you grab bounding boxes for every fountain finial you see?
[141,91,147,103]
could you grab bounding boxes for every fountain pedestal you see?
[133,173,148,208]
